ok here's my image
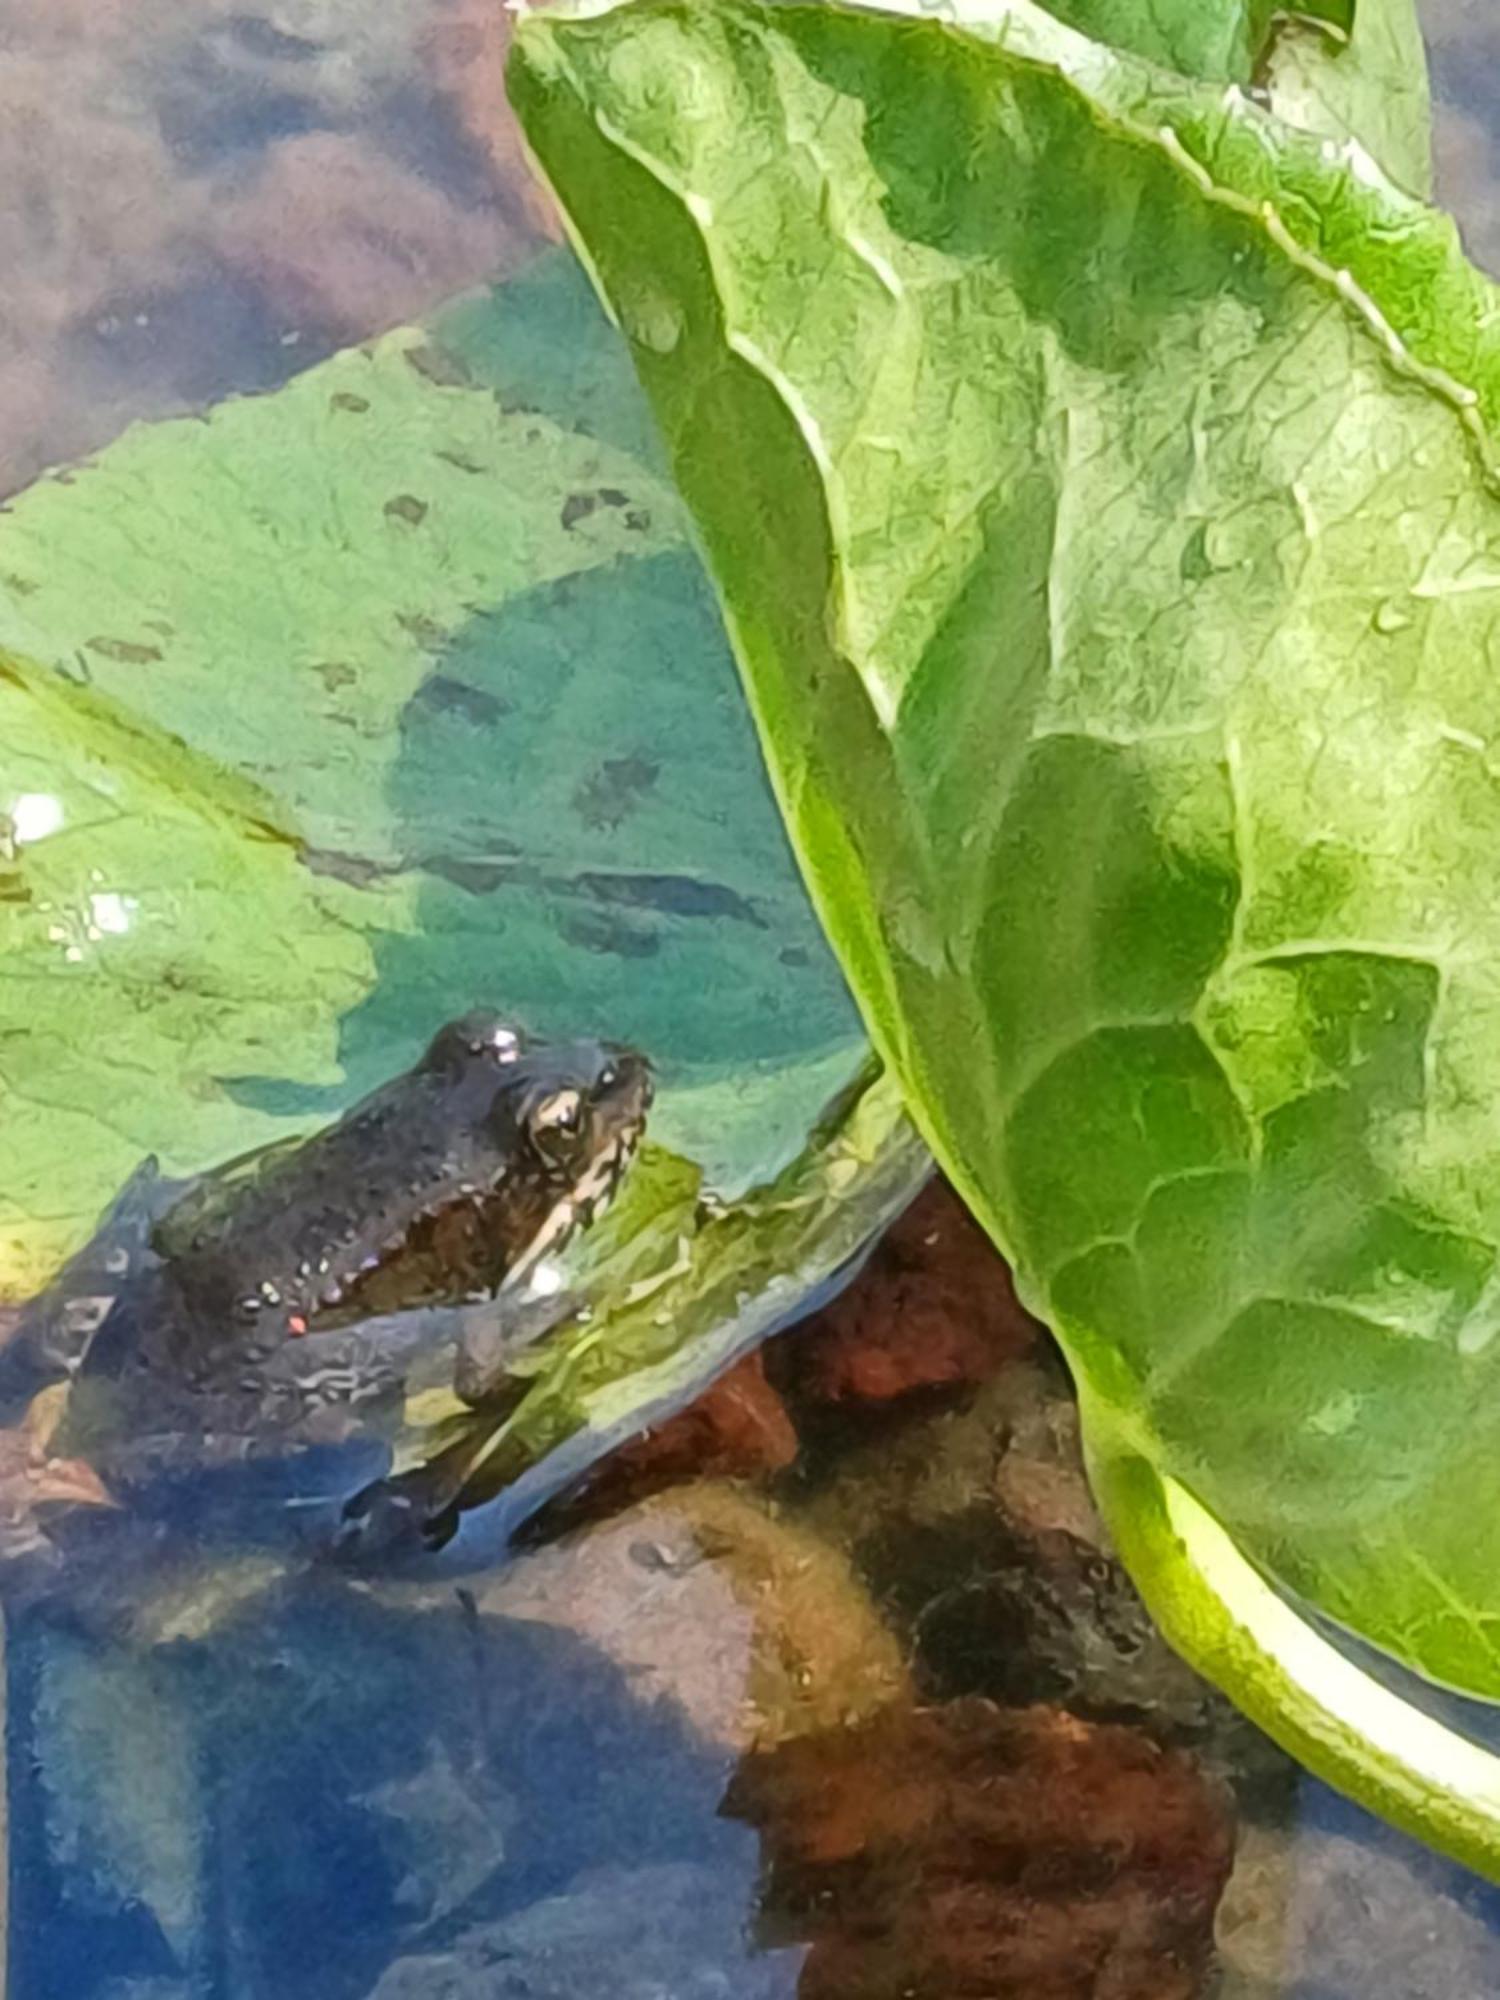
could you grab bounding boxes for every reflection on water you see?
[4,3,1500,1997]
[0,0,554,499]
[12,1575,792,1999]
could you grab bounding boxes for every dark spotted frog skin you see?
[2,1013,651,1495]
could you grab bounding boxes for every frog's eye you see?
[529,1088,583,1137]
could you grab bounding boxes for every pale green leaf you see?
[1040,0,1275,79]
[1036,0,1431,202]
[1266,0,1432,195]
[394,1064,930,1531]
[0,651,378,1293]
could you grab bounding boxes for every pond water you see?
[2,2,1500,1996]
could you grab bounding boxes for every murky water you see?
[2,3,1500,1996]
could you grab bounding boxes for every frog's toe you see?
[336,1469,458,1565]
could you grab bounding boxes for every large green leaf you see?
[1038,0,1430,202]
[508,0,1500,1721]
[0,252,862,1294]
[1038,0,1429,200]
[1265,0,1432,195]
[1037,0,1278,79]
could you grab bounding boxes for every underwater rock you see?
[0,0,551,501]
[213,131,520,342]
[535,1352,800,1532]
[0,48,203,491]
[364,1860,800,2000]
[1433,98,1500,280]
[27,1623,207,1983]
[780,1180,1041,1409]
[19,1568,771,2000]
[418,0,565,242]
[792,1349,1288,1797]
[0,350,67,498]
[146,0,430,154]
[0,1386,114,1567]
[1214,1793,1500,2000]
[725,1696,1235,2000]
[391,1483,910,1754]
[93,1983,192,2000]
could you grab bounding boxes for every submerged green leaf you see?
[508,0,1500,1718]
[395,1064,930,1521]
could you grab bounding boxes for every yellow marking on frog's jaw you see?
[503,1120,643,1292]
[531,1087,584,1133]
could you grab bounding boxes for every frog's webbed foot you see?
[335,1463,463,1565]
[0,1159,177,1418]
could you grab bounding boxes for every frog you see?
[0,1011,652,1549]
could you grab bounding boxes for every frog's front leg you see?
[336,1466,461,1559]
[451,1284,585,1406]
[335,1421,513,1561]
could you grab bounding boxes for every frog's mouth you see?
[502,1089,649,1292]
[291,1126,645,1334]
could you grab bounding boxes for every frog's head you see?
[305,1010,655,1324]
[417,1010,653,1238]
[156,1012,654,1344]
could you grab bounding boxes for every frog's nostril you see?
[601,1042,652,1104]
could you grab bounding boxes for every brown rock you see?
[726,1696,1236,2000]
[0,1384,115,1565]
[540,1352,800,1533]
[793,1363,1289,1788]
[786,1179,1042,1407]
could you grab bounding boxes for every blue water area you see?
[6,1569,802,2000]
